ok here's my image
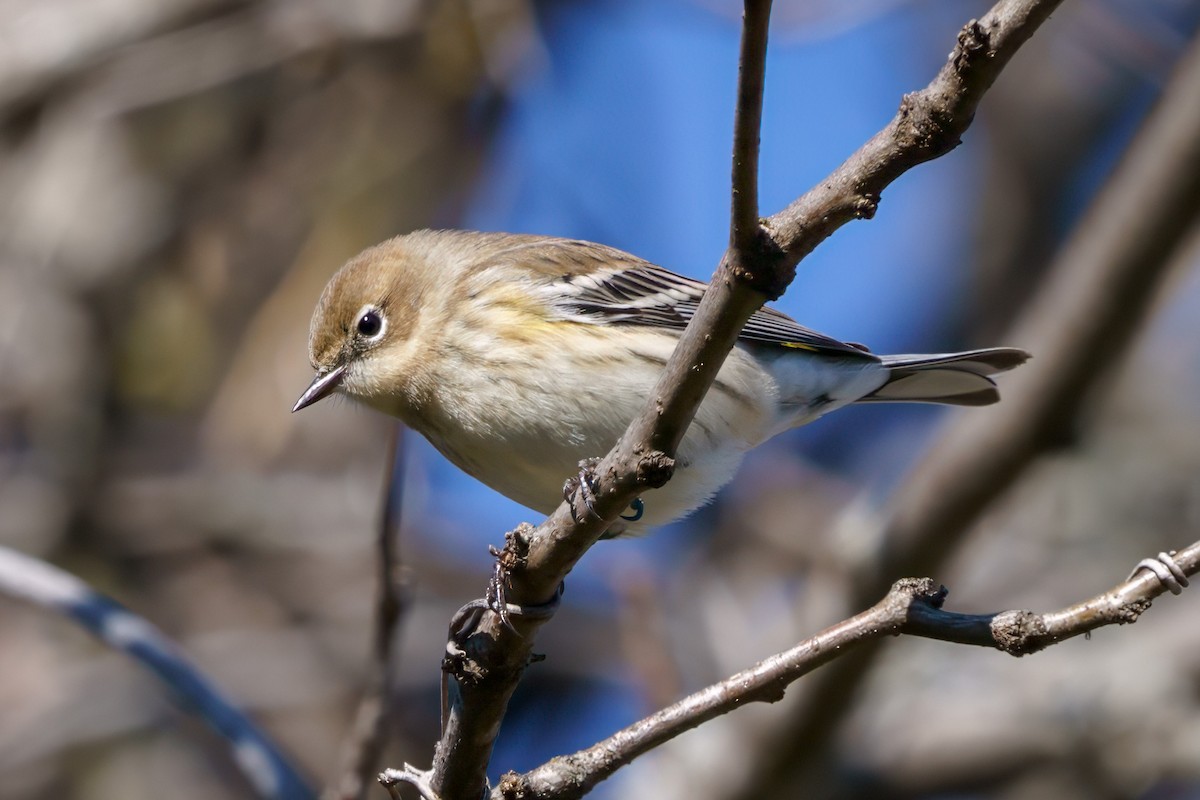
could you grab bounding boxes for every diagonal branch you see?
[428,2,778,797]
[421,1,1067,798]
[505,545,1198,800]
[768,3,1063,264]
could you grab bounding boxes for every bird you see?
[293,230,1028,536]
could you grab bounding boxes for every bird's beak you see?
[292,364,347,412]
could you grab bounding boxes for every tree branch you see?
[740,23,1200,798]
[730,0,771,250]
[768,1,1063,263]
[420,1,1067,798]
[502,545,1198,799]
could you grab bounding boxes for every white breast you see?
[413,323,782,535]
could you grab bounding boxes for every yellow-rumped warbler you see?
[294,230,1027,536]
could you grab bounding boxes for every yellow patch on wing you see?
[474,283,561,344]
[780,341,819,352]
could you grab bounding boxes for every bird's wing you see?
[533,244,872,358]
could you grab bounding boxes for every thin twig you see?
[730,0,771,251]
[504,545,1199,799]
[325,424,410,800]
[380,765,443,800]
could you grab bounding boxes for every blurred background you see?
[2,0,1200,798]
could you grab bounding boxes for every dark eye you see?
[356,309,384,339]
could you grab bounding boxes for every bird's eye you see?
[356,308,385,339]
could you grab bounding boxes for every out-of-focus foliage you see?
[0,1,1198,799]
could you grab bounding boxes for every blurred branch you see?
[0,0,228,110]
[419,2,1064,799]
[742,24,1200,799]
[503,545,1197,800]
[325,424,411,800]
[0,545,317,800]
[0,1,426,116]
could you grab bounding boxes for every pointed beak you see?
[292,364,347,412]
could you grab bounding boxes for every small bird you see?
[294,230,1028,536]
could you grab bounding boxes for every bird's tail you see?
[859,347,1029,407]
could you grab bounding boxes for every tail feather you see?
[862,347,1029,407]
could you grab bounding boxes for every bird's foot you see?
[620,497,645,522]
[483,523,563,636]
[563,457,602,523]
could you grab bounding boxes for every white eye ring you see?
[354,305,387,341]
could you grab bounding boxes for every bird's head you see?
[293,235,440,416]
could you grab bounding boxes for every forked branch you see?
[420,1,1069,798]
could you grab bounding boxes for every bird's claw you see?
[483,524,564,636]
[486,554,518,634]
[620,497,645,522]
[563,457,602,523]
[1127,551,1190,595]
[481,577,564,638]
